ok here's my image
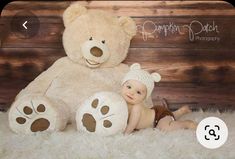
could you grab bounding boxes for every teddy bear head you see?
[62,3,137,68]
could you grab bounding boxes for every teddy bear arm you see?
[16,57,68,100]
[112,63,129,82]
[8,57,70,134]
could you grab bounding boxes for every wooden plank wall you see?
[0,1,235,111]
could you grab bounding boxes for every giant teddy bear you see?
[8,3,152,134]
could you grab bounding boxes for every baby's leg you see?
[156,116,197,131]
[172,105,192,119]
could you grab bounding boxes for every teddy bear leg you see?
[8,96,70,134]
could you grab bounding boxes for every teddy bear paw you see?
[8,96,66,134]
[76,92,128,136]
[81,98,113,133]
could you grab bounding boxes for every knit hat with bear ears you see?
[122,63,161,99]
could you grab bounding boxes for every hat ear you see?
[63,3,87,27]
[130,63,141,70]
[118,16,137,39]
[151,73,161,82]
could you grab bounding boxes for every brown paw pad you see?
[30,118,50,132]
[101,105,109,115]
[23,106,33,115]
[82,113,96,132]
[37,104,46,112]
[103,120,112,128]
[91,99,99,108]
[16,117,26,124]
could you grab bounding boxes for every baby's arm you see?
[124,105,141,135]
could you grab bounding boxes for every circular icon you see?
[196,117,228,149]
[10,10,40,39]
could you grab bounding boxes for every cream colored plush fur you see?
[8,3,142,134]
[2,110,235,159]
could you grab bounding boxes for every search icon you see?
[209,129,216,137]
[196,117,228,149]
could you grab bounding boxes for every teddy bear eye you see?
[102,40,105,44]
[89,37,93,41]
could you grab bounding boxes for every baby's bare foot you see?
[185,120,198,130]
[180,105,192,114]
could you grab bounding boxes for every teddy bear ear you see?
[118,16,137,38]
[130,63,141,70]
[151,73,161,82]
[63,3,87,27]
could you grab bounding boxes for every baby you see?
[121,63,198,135]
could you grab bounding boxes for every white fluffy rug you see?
[0,110,234,159]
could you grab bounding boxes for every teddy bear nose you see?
[90,46,103,57]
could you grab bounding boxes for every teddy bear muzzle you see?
[81,39,110,68]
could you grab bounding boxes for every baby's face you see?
[121,80,147,105]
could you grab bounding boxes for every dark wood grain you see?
[1,17,235,49]
[2,1,235,17]
[126,48,235,83]
[0,48,64,80]
[152,82,235,111]
[3,1,234,10]
[1,48,235,83]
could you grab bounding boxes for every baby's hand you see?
[124,106,141,135]
[123,127,132,135]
